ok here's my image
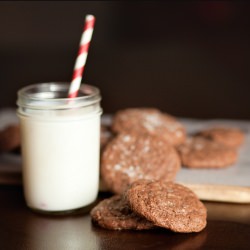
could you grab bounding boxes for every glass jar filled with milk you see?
[17,82,102,214]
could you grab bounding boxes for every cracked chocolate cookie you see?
[101,133,180,194]
[177,136,238,168]
[90,194,155,230]
[125,179,207,233]
[111,108,186,146]
[0,124,20,152]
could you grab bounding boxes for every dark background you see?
[0,1,250,119]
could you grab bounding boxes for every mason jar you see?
[17,82,102,214]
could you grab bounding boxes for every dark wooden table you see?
[0,185,250,250]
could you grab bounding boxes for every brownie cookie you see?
[90,194,155,230]
[112,108,186,146]
[101,133,180,194]
[177,136,238,168]
[125,179,207,233]
[0,124,20,152]
[196,127,245,148]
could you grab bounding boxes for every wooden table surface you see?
[0,185,250,250]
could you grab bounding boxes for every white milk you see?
[17,83,102,213]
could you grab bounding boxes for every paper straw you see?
[68,15,96,98]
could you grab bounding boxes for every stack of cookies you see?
[91,179,207,233]
[93,107,245,232]
[100,108,245,193]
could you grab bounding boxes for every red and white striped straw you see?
[68,15,96,98]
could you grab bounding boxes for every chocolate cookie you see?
[0,124,20,152]
[90,194,155,230]
[101,133,180,194]
[125,179,207,233]
[196,127,245,148]
[112,108,186,146]
[177,136,238,168]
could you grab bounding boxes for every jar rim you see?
[17,82,101,110]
